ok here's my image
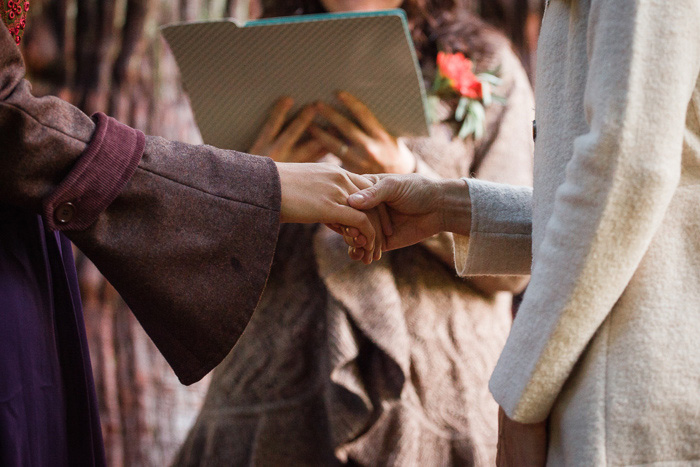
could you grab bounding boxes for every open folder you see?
[161,10,430,152]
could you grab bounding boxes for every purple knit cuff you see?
[43,112,145,231]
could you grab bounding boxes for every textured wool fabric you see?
[174,27,534,467]
[454,178,532,276]
[43,112,144,231]
[1,18,283,464]
[69,136,281,385]
[0,21,281,387]
[455,0,700,464]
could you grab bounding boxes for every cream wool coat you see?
[455,0,700,464]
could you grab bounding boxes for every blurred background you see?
[19,1,544,465]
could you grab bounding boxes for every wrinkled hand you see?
[276,162,389,264]
[347,174,471,253]
[250,97,327,163]
[309,91,415,174]
[497,407,548,467]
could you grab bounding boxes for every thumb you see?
[348,178,394,210]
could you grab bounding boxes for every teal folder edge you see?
[161,9,430,139]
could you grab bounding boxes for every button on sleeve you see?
[42,112,144,231]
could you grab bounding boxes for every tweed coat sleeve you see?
[0,26,281,385]
[489,0,700,423]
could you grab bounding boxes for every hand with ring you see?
[309,91,416,175]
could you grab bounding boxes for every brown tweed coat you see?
[175,30,534,467]
[0,25,282,386]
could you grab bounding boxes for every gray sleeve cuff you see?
[454,178,533,276]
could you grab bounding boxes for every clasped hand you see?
[276,161,391,264]
[252,92,414,264]
[277,164,471,263]
[252,92,466,263]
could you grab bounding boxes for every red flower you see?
[458,79,482,100]
[436,51,483,100]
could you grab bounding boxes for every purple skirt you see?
[0,206,105,466]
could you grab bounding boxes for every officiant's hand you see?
[277,162,389,264]
[250,97,328,163]
[346,174,471,253]
[309,91,416,175]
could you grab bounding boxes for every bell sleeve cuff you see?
[43,112,144,231]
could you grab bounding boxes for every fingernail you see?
[353,236,358,244]
[349,193,366,204]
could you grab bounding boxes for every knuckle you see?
[332,186,347,199]
[382,177,398,191]
[327,166,345,182]
[365,186,379,198]
[340,171,353,187]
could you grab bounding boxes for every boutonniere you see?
[2,0,30,45]
[428,51,502,141]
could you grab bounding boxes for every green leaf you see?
[426,95,442,123]
[469,101,486,140]
[431,75,443,93]
[474,120,484,140]
[458,113,476,139]
[469,100,486,119]
[482,82,492,107]
[478,73,503,86]
[455,96,469,121]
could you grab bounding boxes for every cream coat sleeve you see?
[489,0,700,423]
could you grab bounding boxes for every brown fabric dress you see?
[175,30,534,467]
